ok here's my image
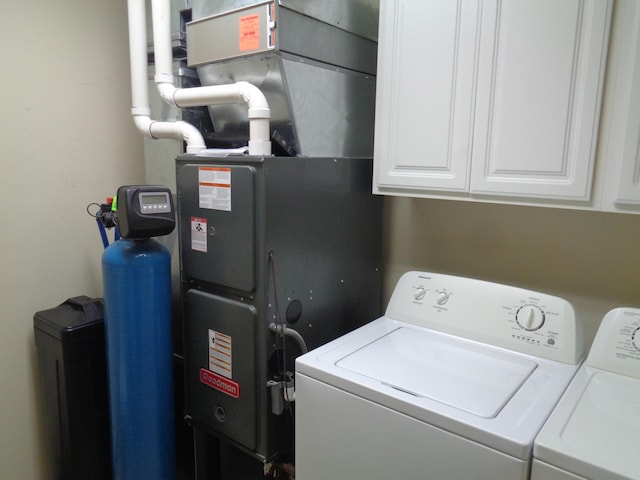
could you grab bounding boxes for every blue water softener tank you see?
[102,186,176,480]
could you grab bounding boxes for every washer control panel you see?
[586,308,640,379]
[385,271,584,364]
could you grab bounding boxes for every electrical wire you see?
[267,250,296,441]
[268,250,286,380]
[86,202,102,218]
[86,202,119,248]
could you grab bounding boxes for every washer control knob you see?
[632,327,640,352]
[516,305,545,331]
[436,291,450,306]
[413,287,427,301]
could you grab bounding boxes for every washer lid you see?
[336,327,538,418]
[558,371,640,479]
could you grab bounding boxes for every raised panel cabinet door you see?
[374,0,480,193]
[609,1,640,207]
[470,0,612,201]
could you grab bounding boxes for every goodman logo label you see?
[200,368,240,399]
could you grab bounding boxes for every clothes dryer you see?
[295,271,585,480]
[532,307,640,480]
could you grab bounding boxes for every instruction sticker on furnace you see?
[198,167,231,211]
[190,217,207,253]
[208,329,232,378]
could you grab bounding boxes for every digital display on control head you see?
[141,194,168,205]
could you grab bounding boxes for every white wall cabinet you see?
[600,0,640,213]
[373,0,480,193]
[374,0,613,207]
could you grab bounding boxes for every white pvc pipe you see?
[169,81,272,156]
[127,0,151,118]
[150,0,272,156]
[127,0,206,153]
[150,0,174,87]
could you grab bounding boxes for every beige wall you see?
[0,1,144,478]
[383,196,640,343]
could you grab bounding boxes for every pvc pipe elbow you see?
[177,121,207,153]
[132,114,154,138]
[237,81,271,115]
[136,117,206,153]
[157,83,178,106]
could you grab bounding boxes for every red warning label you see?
[200,368,240,399]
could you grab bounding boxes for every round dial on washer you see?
[516,305,545,331]
[436,291,450,305]
[414,287,427,301]
[632,327,640,352]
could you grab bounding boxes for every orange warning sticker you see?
[239,14,260,51]
[198,167,231,211]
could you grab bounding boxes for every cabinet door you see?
[607,1,640,207]
[374,0,480,193]
[470,0,612,201]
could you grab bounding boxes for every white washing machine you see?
[295,271,585,480]
[532,307,640,480]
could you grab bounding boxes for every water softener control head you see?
[115,185,175,239]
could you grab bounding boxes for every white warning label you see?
[199,167,231,211]
[191,216,207,253]
[208,329,232,379]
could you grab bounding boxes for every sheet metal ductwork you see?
[187,0,379,157]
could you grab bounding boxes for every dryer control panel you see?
[385,271,585,365]
[586,308,640,379]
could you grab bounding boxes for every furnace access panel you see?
[176,154,383,462]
